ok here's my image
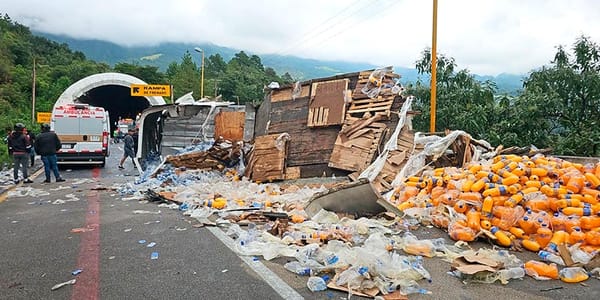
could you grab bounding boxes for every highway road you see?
[1,145,599,300]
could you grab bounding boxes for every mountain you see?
[37,32,522,93]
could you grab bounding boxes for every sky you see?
[2,0,600,76]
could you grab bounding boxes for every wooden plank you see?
[271,84,310,102]
[349,100,394,110]
[214,111,245,141]
[285,166,301,180]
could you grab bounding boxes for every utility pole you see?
[32,57,36,123]
[194,47,205,99]
[430,0,438,133]
[214,79,221,97]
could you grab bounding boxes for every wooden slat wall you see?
[267,97,340,166]
[244,134,288,181]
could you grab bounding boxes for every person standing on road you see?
[34,123,65,183]
[118,129,135,169]
[24,127,36,167]
[7,123,33,184]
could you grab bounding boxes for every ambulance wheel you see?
[100,158,105,168]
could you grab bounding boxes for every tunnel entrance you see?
[79,85,151,131]
[53,72,167,132]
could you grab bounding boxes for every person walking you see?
[118,129,135,169]
[34,123,65,183]
[7,123,33,184]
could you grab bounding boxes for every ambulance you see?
[51,103,110,167]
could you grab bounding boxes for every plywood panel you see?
[308,79,348,127]
[214,111,245,141]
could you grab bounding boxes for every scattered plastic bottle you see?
[524,260,559,280]
[559,267,589,283]
[306,276,327,292]
[323,253,339,265]
[284,261,311,276]
[497,267,525,284]
[538,250,565,266]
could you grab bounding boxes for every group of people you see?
[6,122,64,184]
[7,121,137,183]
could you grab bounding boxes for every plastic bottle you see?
[518,215,537,234]
[470,178,489,193]
[535,225,553,248]
[585,229,600,246]
[579,216,600,230]
[466,209,481,230]
[490,226,512,247]
[481,196,494,217]
[504,192,524,207]
[453,200,468,213]
[546,230,568,252]
[563,215,580,233]
[482,186,509,197]
[569,227,586,245]
[497,267,525,284]
[559,267,589,283]
[521,239,541,252]
[524,260,559,279]
[538,250,565,265]
[570,245,594,264]
[561,206,592,217]
[480,219,492,230]
[509,227,525,239]
[448,221,477,242]
[306,276,327,292]
[284,261,311,276]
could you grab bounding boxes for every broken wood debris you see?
[165,137,244,170]
[329,116,387,172]
[244,133,289,182]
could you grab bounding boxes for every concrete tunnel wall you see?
[53,72,167,130]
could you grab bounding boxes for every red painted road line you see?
[71,168,102,300]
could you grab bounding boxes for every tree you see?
[114,62,165,84]
[519,36,600,155]
[166,52,200,99]
[408,49,498,142]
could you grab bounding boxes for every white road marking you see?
[207,227,304,300]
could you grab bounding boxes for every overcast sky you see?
[3,0,599,75]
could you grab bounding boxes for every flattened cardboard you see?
[452,258,498,274]
[461,252,501,268]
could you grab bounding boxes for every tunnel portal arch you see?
[53,72,167,131]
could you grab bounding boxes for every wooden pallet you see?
[347,96,394,117]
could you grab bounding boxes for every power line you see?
[275,0,376,56]
[293,0,400,55]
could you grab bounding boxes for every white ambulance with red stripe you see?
[51,103,110,167]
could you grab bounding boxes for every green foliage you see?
[518,36,600,156]
[408,36,600,157]
[408,49,498,142]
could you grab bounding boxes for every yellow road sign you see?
[130,84,171,97]
[37,112,52,123]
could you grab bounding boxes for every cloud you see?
[3,0,600,75]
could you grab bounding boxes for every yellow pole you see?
[430,0,438,133]
[200,50,205,99]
